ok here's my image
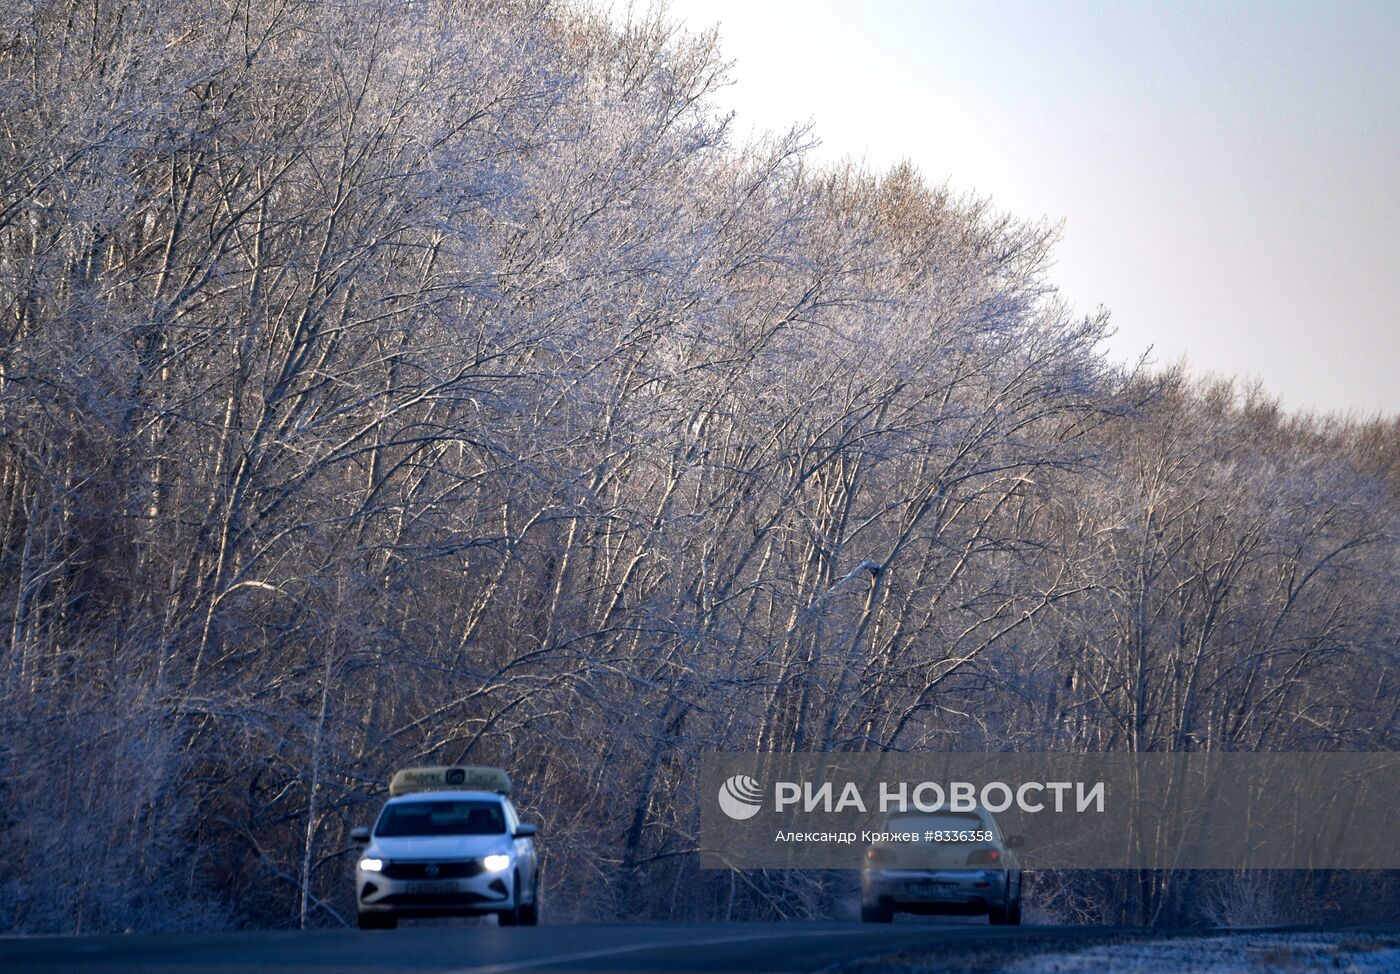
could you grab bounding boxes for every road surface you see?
[0,922,1164,974]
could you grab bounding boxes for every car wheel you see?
[1007,898,1022,925]
[988,905,1008,925]
[498,872,523,926]
[518,872,540,926]
[860,899,893,923]
[357,912,395,930]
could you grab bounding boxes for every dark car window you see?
[375,800,506,837]
[886,811,995,836]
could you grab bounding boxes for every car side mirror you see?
[514,823,538,838]
[1004,834,1025,849]
[351,826,371,844]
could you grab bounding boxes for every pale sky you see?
[659,0,1400,417]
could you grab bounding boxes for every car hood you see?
[367,834,512,860]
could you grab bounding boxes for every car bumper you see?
[357,867,515,916]
[862,868,1011,914]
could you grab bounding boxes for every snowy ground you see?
[834,930,1400,974]
[1004,932,1400,974]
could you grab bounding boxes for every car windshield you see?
[886,811,992,835]
[375,800,506,837]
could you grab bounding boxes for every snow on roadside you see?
[1004,932,1400,974]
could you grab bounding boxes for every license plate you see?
[410,881,459,894]
[908,881,957,898]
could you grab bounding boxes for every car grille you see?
[378,891,497,906]
[381,859,485,880]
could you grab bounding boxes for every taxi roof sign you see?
[389,766,512,797]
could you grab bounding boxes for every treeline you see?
[1,0,1396,932]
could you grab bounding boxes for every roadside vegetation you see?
[1,0,1396,932]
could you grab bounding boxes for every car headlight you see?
[483,854,511,873]
[359,857,385,872]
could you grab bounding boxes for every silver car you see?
[861,808,1023,924]
[352,767,540,929]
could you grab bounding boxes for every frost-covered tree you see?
[0,0,1394,932]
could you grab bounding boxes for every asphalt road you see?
[0,922,1152,974]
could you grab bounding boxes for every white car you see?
[861,808,1023,924]
[352,766,540,929]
